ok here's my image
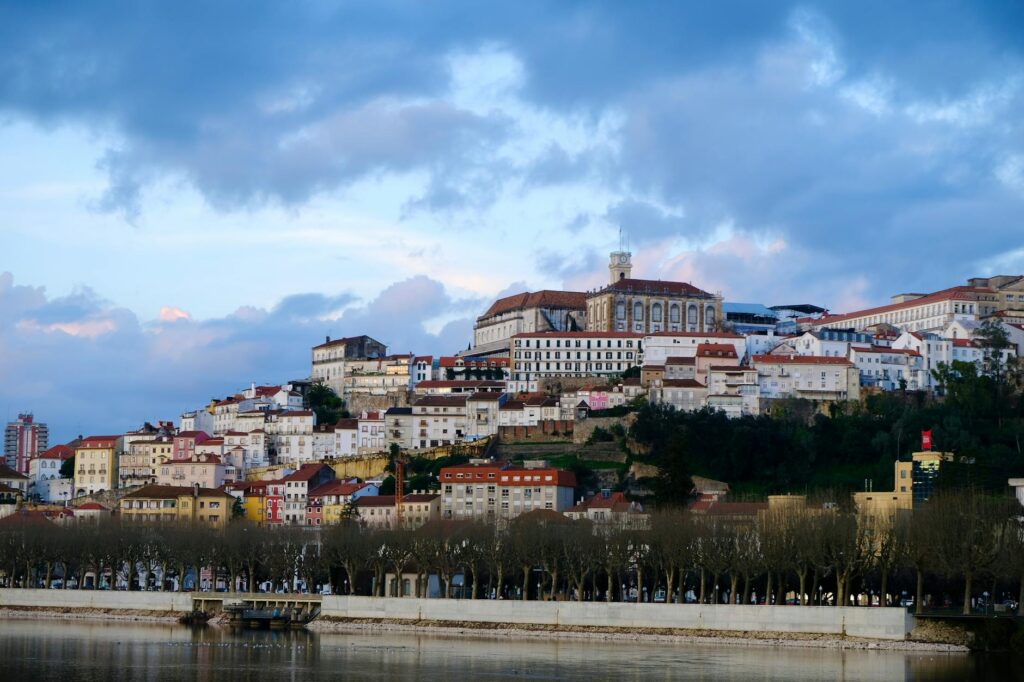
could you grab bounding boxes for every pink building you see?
[172,431,210,461]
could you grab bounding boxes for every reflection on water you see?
[0,618,1012,681]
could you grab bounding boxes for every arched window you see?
[670,304,681,323]
[616,302,626,320]
[705,306,716,328]
[687,304,698,326]
[652,303,662,322]
[633,301,644,320]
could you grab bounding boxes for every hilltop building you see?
[472,290,587,357]
[586,250,723,335]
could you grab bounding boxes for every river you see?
[0,619,1014,681]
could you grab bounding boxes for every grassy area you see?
[500,441,574,448]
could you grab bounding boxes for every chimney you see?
[326,335,331,344]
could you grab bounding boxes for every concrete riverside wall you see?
[320,597,914,641]
[0,588,192,612]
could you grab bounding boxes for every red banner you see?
[922,430,932,451]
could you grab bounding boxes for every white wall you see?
[320,596,913,641]
[0,588,192,612]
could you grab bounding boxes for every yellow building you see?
[224,481,269,524]
[853,451,953,519]
[74,435,121,497]
[119,484,235,527]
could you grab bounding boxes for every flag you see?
[921,430,932,451]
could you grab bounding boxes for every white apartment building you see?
[310,335,388,396]
[179,409,214,435]
[357,411,386,454]
[649,378,707,412]
[498,395,561,427]
[412,395,468,449]
[509,332,642,393]
[333,418,359,458]
[773,329,873,358]
[268,410,315,465]
[706,366,760,417]
[465,393,504,440]
[439,463,577,522]
[752,355,861,402]
[222,429,269,469]
[641,332,746,366]
[810,286,1000,334]
[849,346,925,391]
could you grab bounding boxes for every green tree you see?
[307,382,349,425]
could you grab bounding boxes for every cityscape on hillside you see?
[5,248,1024,530]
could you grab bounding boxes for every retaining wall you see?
[0,588,192,612]
[320,596,914,641]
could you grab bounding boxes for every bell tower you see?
[609,227,633,284]
[609,250,632,283]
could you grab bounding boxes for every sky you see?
[2,1,1024,441]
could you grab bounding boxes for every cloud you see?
[0,271,475,442]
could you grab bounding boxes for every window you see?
[705,306,716,328]
[633,301,643,320]
[652,303,662,322]
[616,302,626,320]
[687,305,697,325]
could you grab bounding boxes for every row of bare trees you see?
[1,491,1021,614]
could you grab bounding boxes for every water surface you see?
[0,619,1011,681]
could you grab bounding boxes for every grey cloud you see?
[0,272,476,442]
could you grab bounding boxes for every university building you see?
[586,250,723,335]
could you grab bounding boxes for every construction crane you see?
[394,456,406,525]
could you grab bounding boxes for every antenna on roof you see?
[618,225,623,252]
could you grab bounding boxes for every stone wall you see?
[498,421,574,443]
[0,588,192,612]
[320,596,914,641]
[572,416,628,445]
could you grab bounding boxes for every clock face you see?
[618,254,628,264]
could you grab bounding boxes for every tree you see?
[307,382,349,425]
[60,456,75,479]
[929,490,1011,615]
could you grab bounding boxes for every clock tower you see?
[609,250,632,284]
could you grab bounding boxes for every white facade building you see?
[509,332,642,393]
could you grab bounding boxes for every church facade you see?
[586,251,723,335]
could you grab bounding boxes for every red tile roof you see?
[645,331,743,339]
[852,347,921,356]
[665,356,696,365]
[282,463,333,482]
[309,481,369,498]
[482,290,587,318]
[417,380,505,389]
[813,286,994,326]
[513,331,643,339]
[353,495,397,507]
[696,343,738,358]
[752,354,854,366]
[413,395,469,408]
[78,436,119,448]
[661,379,706,388]
[123,484,233,499]
[594,278,715,298]
[37,445,74,460]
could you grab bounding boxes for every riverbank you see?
[309,616,969,652]
[0,602,970,652]
[0,605,182,623]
